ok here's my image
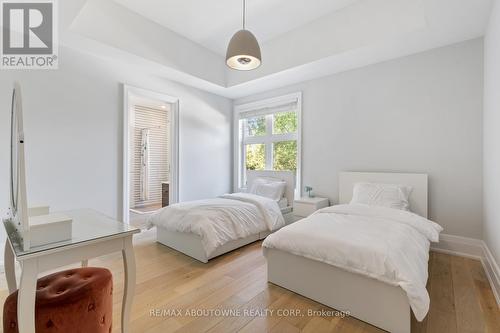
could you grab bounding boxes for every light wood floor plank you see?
[281,295,322,330]
[467,258,500,332]
[302,316,333,333]
[270,319,301,333]
[238,290,295,333]
[451,256,485,333]
[426,253,458,333]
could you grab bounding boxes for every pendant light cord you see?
[243,0,246,30]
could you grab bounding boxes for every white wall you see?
[236,39,484,239]
[484,0,500,264]
[0,46,233,224]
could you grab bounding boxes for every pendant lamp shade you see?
[226,0,261,70]
[226,29,261,70]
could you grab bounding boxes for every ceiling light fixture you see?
[226,0,261,71]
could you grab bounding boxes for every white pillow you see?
[350,182,412,211]
[249,178,286,201]
[249,177,281,190]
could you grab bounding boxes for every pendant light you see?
[226,0,261,71]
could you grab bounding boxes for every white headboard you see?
[339,172,428,218]
[246,170,295,205]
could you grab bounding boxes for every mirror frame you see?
[8,82,30,250]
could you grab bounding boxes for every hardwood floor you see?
[131,204,162,214]
[0,229,498,333]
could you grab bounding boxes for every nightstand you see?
[293,197,329,217]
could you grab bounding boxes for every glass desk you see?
[3,209,140,333]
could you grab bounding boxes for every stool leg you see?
[81,259,88,267]
[4,240,17,293]
[121,236,136,333]
[17,259,37,333]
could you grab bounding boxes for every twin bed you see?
[148,170,296,263]
[148,171,442,333]
[264,172,441,333]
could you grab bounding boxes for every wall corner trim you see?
[482,241,500,307]
[431,233,500,307]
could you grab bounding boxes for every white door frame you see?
[122,85,180,224]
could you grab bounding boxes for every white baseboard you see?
[431,234,484,259]
[482,242,500,307]
[431,233,500,307]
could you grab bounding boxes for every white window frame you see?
[233,92,302,199]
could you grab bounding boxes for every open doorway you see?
[123,86,179,227]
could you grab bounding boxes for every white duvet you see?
[262,204,443,321]
[148,193,285,257]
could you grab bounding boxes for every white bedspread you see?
[262,204,443,321]
[148,193,284,257]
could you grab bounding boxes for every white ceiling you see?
[112,0,359,56]
[65,0,494,98]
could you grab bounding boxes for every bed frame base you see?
[265,248,411,333]
[155,211,294,263]
[157,227,269,263]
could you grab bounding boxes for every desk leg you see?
[4,240,17,293]
[17,259,37,333]
[121,236,136,333]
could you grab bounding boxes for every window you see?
[234,93,301,197]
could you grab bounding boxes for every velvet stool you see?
[3,267,113,333]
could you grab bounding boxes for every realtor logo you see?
[1,0,58,69]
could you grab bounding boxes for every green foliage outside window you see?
[273,112,297,134]
[246,144,265,170]
[273,141,297,171]
[246,117,266,136]
[273,112,298,171]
